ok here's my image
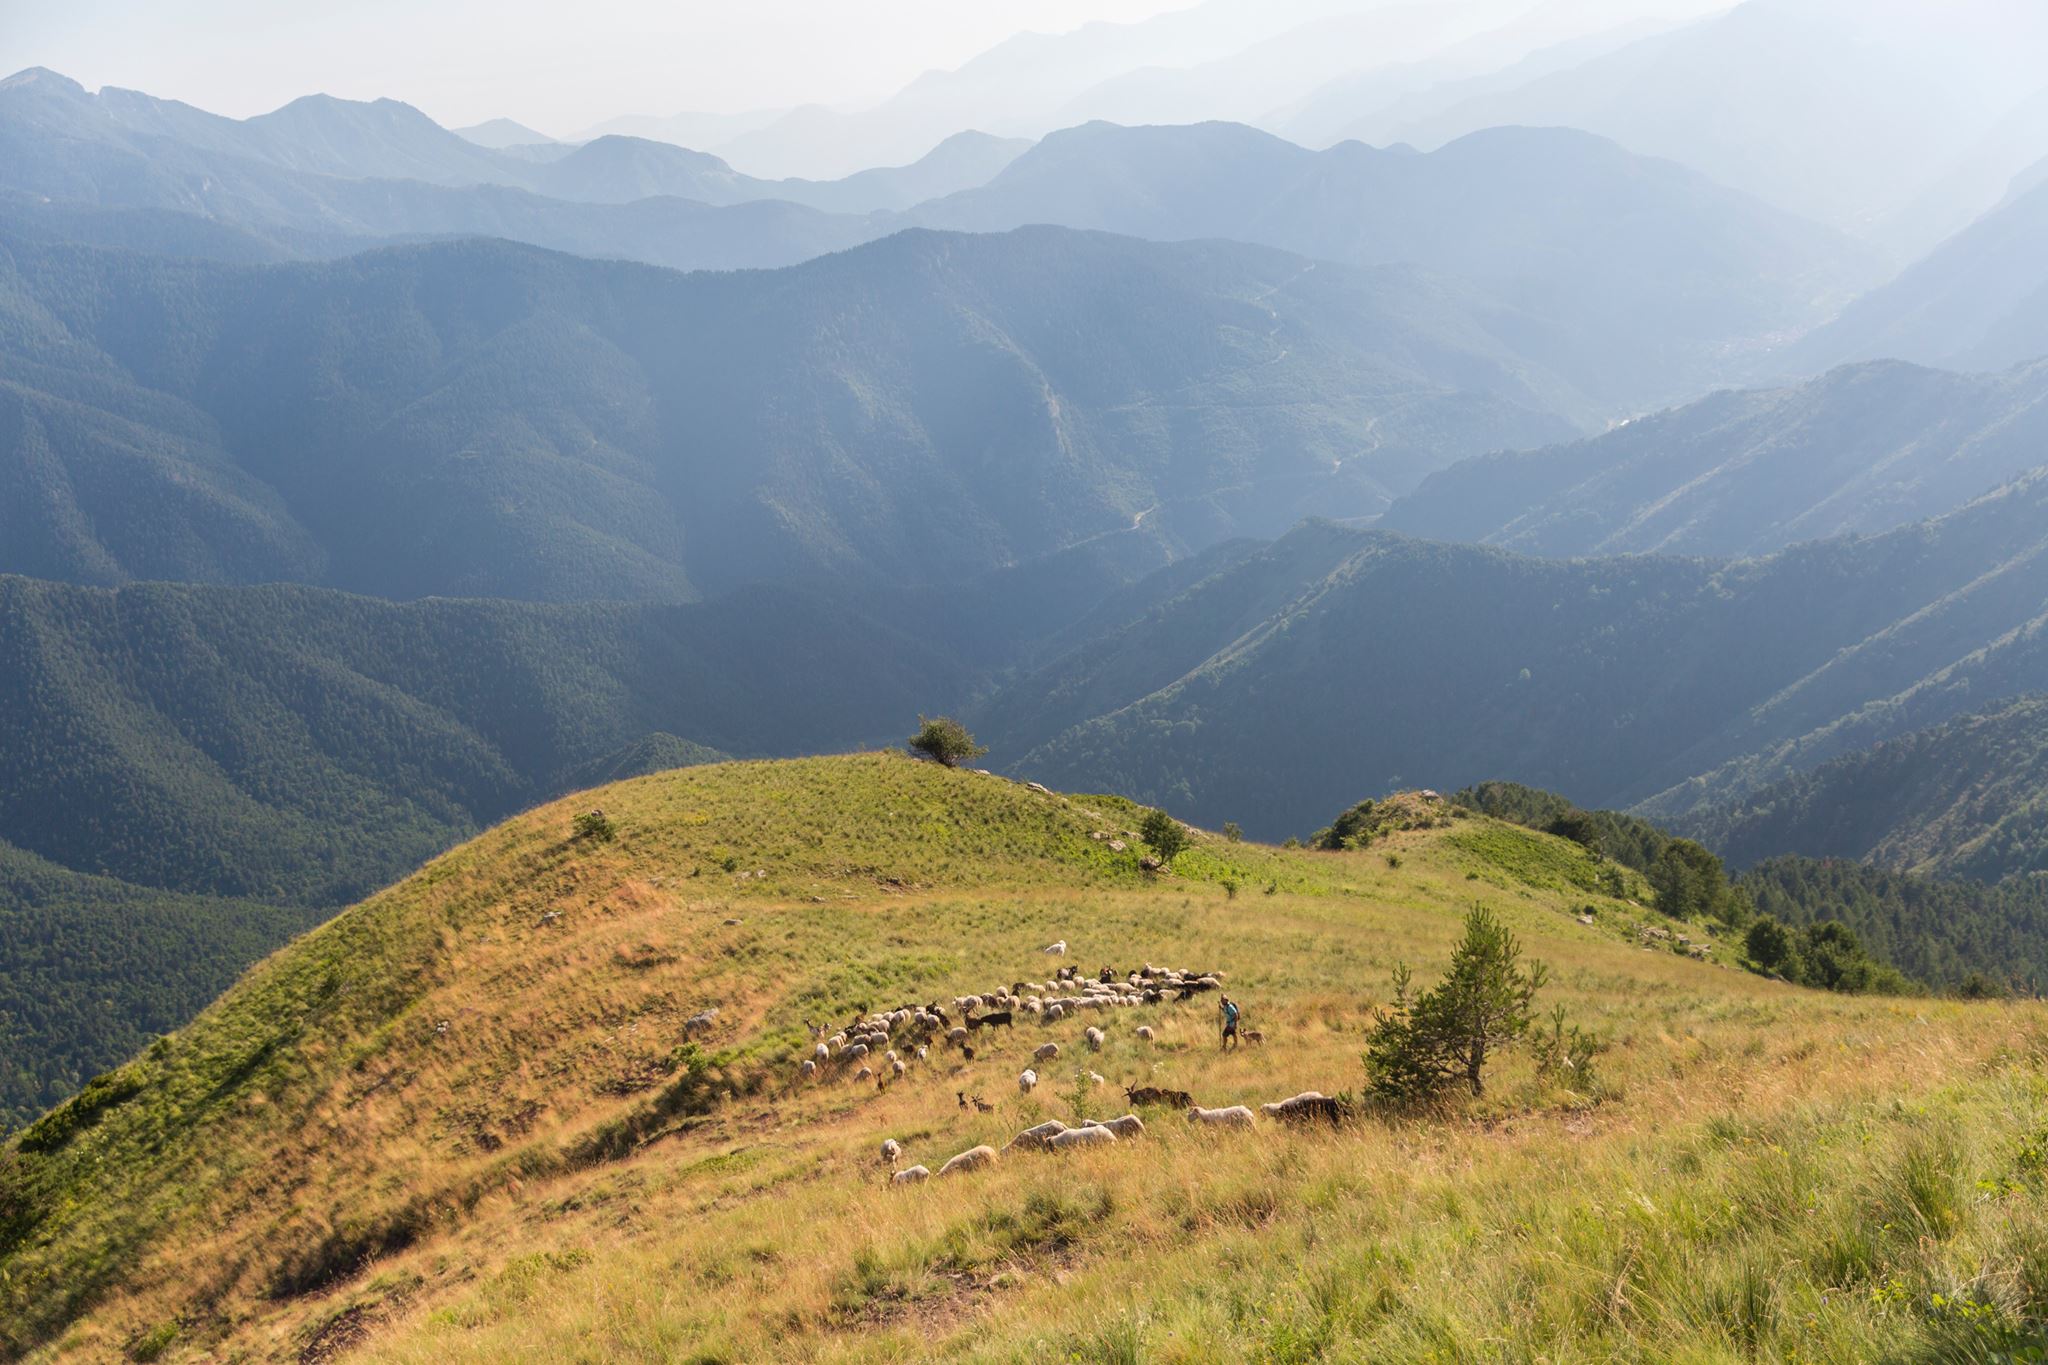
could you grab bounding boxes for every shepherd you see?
[1219,994,1241,1050]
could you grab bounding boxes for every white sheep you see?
[1135,1026,1155,1042]
[1187,1104,1256,1129]
[891,1058,907,1079]
[1043,940,1067,955]
[892,1165,931,1184]
[915,1045,929,1061]
[1047,1125,1118,1151]
[1086,1113,1146,1139]
[938,1145,997,1177]
[1018,1068,1038,1093]
[847,1042,869,1062]
[1084,1027,1105,1050]
[813,1042,830,1063]
[880,1138,902,1163]
[1003,1119,1068,1153]
[1034,1042,1061,1062]
[799,1059,817,1079]
[854,1065,874,1082]
[946,1026,969,1048]
[1045,1004,1067,1023]
[1086,1071,1106,1087]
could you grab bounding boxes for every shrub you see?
[1139,809,1188,863]
[1364,906,1551,1103]
[1222,821,1243,843]
[1531,1003,1602,1090]
[572,808,615,843]
[907,715,987,768]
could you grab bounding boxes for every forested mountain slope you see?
[0,576,972,908]
[0,840,318,1133]
[1679,696,2048,882]
[1384,359,2048,557]
[0,227,1584,599]
[994,475,2048,836]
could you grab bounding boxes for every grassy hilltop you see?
[3,753,2045,1362]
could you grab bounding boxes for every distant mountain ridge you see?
[1792,174,2048,375]
[0,226,1584,601]
[986,474,2048,837]
[1384,358,2048,558]
[909,120,1879,410]
[0,67,1028,228]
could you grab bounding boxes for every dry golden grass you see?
[6,753,2044,1363]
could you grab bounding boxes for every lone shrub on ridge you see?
[907,716,987,768]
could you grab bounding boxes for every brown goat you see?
[1124,1084,1196,1109]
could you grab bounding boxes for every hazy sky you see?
[3,0,1198,132]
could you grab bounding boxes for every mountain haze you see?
[911,120,1877,410]
[0,227,1584,600]
[1383,0,2048,255]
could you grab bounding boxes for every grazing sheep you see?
[891,1058,907,1079]
[848,1043,869,1062]
[1003,1120,1069,1153]
[946,1026,969,1048]
[799,1059,817,1079]
[1086,1071,1106,1087]
[1018,1068,1038,1093]
[1265,1094,1349,1125]
[880,1138,902,1163]
[938,1145,997,1177]
[1045,1004,1067,1023]
[1033,1042,1061,1062]
[813,1043,830,1063]
[1047,1125,1118,1151]
[892,1166,932,1184]
[854,1065,873,1082]
[1085,1027,1105,1051]
[684,1008,719,1035]
[1187,1104,1257,1129]
[1135,1026,1155,1042]
[1086,1113,1146,1139]
[1043,940,1067,955]
[915,1045,929,1061]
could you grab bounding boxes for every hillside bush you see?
[1139,810,1188,863]
[907,716,987,768]
[571,809,615,843]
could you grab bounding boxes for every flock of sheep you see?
[783,946,1351,1186]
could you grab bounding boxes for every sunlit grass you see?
[6,753,2044,1362]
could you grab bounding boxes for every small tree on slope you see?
[1139,808,1189,864]
[1364,906,1549,1103]
[907,715,987,768]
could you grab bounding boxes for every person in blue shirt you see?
[1220,995,1241,1049]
